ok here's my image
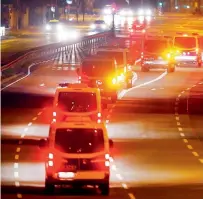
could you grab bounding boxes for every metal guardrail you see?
[1,31,112,83]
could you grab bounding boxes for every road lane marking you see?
[192,152,199,157]
[14,163,19,169]
[28,122,32,126]
[178,127,183,131]
[17,193,22,198]
[119,71,167,98]
[15,154,19,160]
[15,181,20,187]
[122,183,128,189]
[176,86,203,165]
[37,112,42,116]
[16,147,21,152]
[128,193,136,199]
[32,117,37,121]
[183,139,188,143]
[14,171,19,178]
[187,145,193,150]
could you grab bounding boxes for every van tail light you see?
[91,154,111,169]
[90,112,102,123]
[78,76,81,83]
[196,48,199,54]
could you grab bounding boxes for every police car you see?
[39,121,113,195]
[53,83,103,123]
[172,32,202,67]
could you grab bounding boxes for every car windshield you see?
[55,128,104,153]
[97,51,124,65]
[174,37,196,48]
[82,60,114,77]
[144,40,167,53]
[94,20,105,24]
[57,92,97,112]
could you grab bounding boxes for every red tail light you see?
[91,153,110,169]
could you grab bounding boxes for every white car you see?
[90,20,108,31]
[53,83,103,123]
[39,121,113,195]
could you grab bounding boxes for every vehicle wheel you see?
[100,183,109,196]
[141,67,149,72]
[45,181,54,194]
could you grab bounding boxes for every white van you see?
[39,121,113,195]
[173,33,202,67]
[53,83,103,123]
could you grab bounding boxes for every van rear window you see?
[55,128,104,153]
[57,92,97,112]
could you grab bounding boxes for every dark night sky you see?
[2,0,158,8]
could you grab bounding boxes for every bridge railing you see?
[1,31,112,85]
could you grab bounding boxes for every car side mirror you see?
[109,139,113,148]
[39,139,48,148]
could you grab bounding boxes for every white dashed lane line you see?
[13,109,44,199]
[175,82,203,165]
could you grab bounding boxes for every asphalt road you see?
[1,14,203,199]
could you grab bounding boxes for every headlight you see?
[91,24,96,29]
[46,24,51,30]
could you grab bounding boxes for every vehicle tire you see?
[141,67,149,72]
[45,181,54,194]
[100,183,109,196]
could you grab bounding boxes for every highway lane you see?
[2,58,203,199]
[2,14,203,199]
